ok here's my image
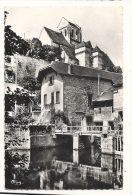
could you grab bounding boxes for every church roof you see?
[62,45,78,61]
[38,61,122,84]
[57,17,81,30]
[76,41,92,49]
[92,45,103,53]
[44,27,72,48]
[68,21,81,29]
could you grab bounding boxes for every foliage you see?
[50,110,69,126]
[5,151,29,169]
[5,132,29,149]
[4,11,9,25]
[26,38,62,62]
[5,55,11,63]
[21,76,41,92]
[5,86,34,106]
[114,115,123,130]
[5,86,35,124]
[5,25,29,56]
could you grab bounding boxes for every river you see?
[5,145,123,190]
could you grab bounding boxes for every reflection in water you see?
[5,146,123,189]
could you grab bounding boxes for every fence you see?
[55,126,111,133]
[107,130,123,137]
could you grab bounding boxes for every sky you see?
[5,7,123,68]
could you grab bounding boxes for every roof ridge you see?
[44,26,73,48]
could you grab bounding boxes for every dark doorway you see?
[86,116,92,126]
[108,121,114,130]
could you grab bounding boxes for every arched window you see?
[65,29,67,36]
[71,29,74,37]
[79,33,82,42]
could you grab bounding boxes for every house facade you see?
[38,61,122,127]
[91,77,123,130]
[113,78,123,130]
[93,90,114,130]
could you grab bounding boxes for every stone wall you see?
[13,54,49,82]
[113,87,123,111]
[101,136,114,154]
[63,75,113,125]
[30,134,72,148]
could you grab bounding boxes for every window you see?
[119,111,123,121]
[49,75,54,85]
[99,107,101,113]
[51,92,54,104]
[56,91,60,104]
[65,29,67,36]
[71,29,74,37]
[88,94,92,107]
[112,107,114,113]
[44,94,47,105]
[80,34,82,42]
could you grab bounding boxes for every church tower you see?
[57,17,82,47]
[92,45,104,69]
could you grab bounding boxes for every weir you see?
[29,125,123,155]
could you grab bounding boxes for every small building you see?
[93,89,114,130]
[37,61,122,126]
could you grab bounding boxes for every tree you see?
[5,25,29,56]
[26,38,62,62]
[4,11,9,25]
[21,76,41,92]
[26,38,43,58]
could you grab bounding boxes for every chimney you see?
[98,73,100,96]
[68,64,73,74]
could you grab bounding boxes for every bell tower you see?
[57,17,82,47]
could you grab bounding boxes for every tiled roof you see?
[38,61,122,83]
[44,27,72,48]
[62,45,78,61]
[92,45,103,53]
[68,21,81,29]
[93,90,113,102]
[58,17,81,30]
[76,41,92,49]
[113,77,123,87]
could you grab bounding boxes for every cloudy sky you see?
[5,7,123,68]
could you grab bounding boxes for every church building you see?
[39,17,120,73]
